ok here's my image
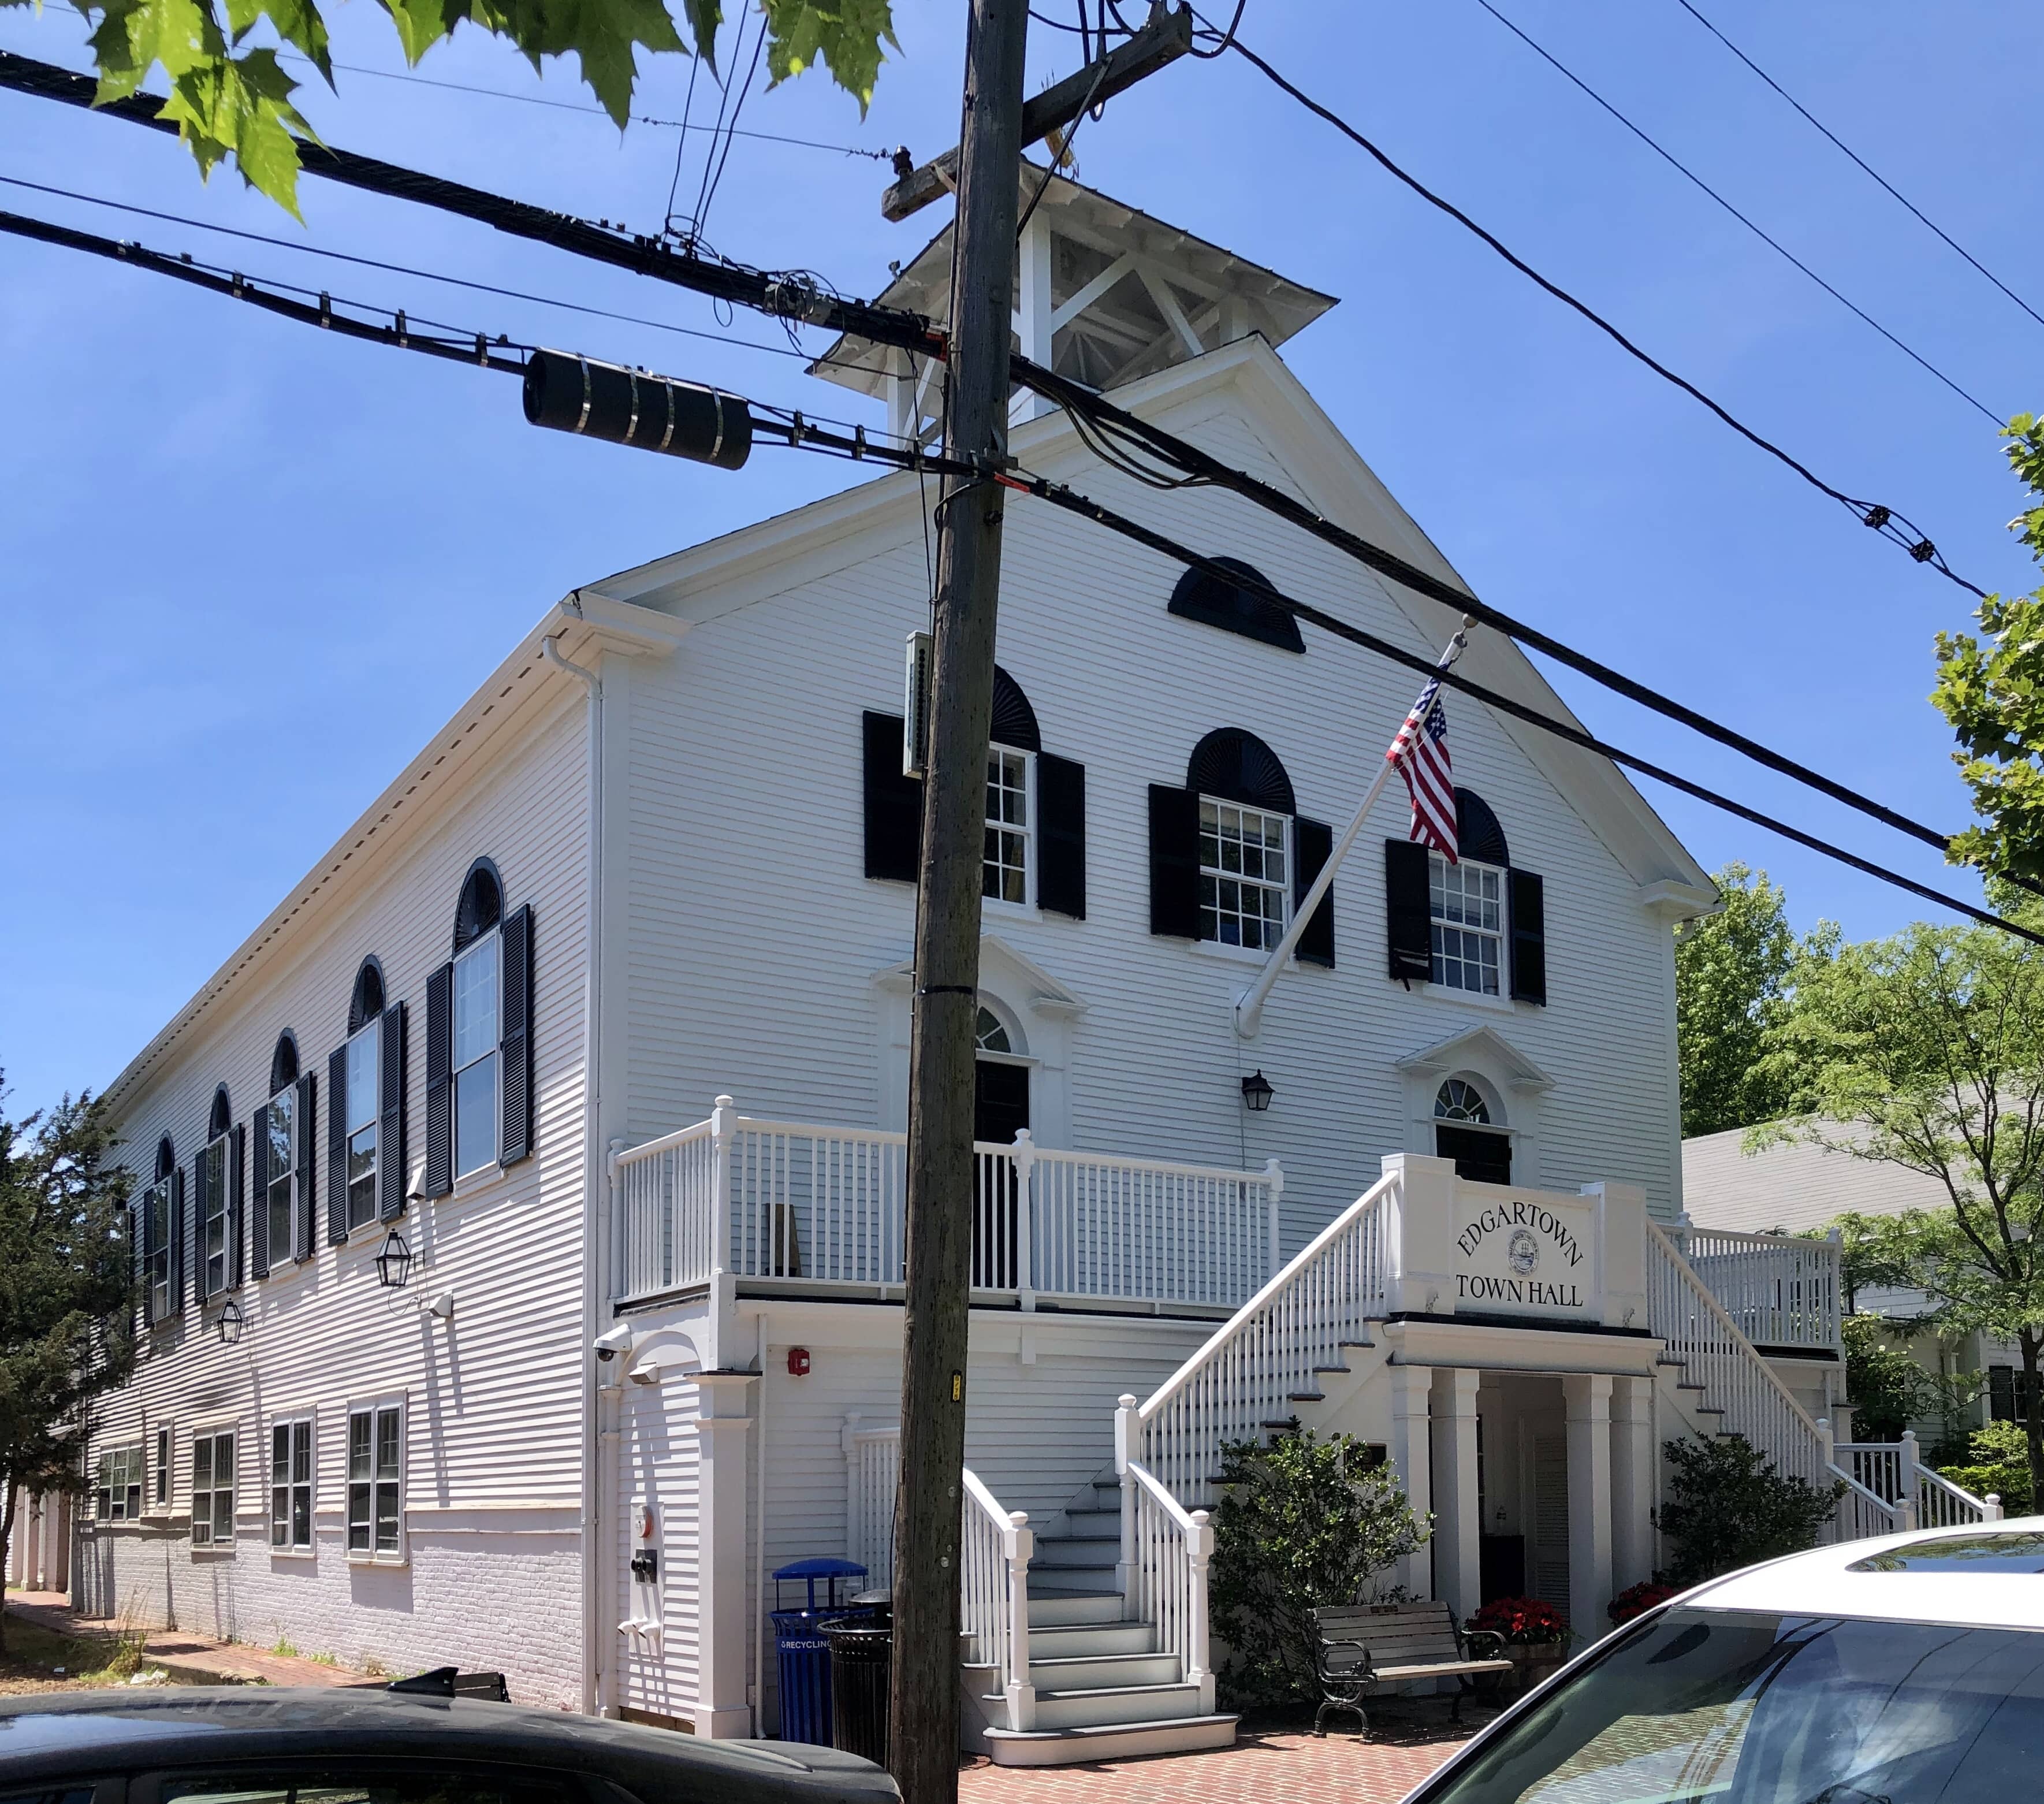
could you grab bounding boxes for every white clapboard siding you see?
[87,687,592,1708]
[617,1373,703,1721]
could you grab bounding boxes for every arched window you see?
[209,1086,232,1143]
[1190,728,1294,951]
[1166,556,1305,654]
[198,1088,236,1301]
[454,860,502,953]
[342,958,389,1233]
[1426,790,1510,997]
[155,1136,176,1182]
[427,855,534,1192]
[984,667,1041,907]
[258,1031,304,1277]
[971,997,1027,1290]
[1434,1077,1510,1186]
[348,959,386,1036]
[269,1033,299,1098]
[975,1007,1012,1055]
[142,1137,175,1325]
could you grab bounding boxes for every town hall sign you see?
[1453,1192,1593,1316]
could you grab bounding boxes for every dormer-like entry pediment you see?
[813,166,1336,444]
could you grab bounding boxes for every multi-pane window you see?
[345,1018,381,1229]
[264,1087,296,1262]
[983,747,1031,905]
[95,1446,142,1522]
[141,1178,172,1323]
[270,1419,314,1551]
[155,1427,169,1508]
[1198,799,1289,950]
[453,935,500,1179]
[199,1136,229,1299]
[1429,855,1504,995]
[348,1403,403,1559]
[191,1431,235,1548]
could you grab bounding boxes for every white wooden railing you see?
[1646,1218,1830,1489]
[1129,1169,1397,1505]
[610,1097,1283,1310]
[843,1418,899,1588]
[1119,1453,1215,1714]
[1673,1224,1842,1353]
[960,1468,1034,1732]
[1832,1431,2000,1534]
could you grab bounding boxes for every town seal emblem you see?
[1507,1227,1540,1277]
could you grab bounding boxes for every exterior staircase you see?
[966,1472,1237,1766]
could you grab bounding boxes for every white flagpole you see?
[1235,616,1478,1040]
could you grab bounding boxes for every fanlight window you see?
[1435,1079,1491,1125]
[976,1008,1012,1055]
[1433,1078,1510,1186]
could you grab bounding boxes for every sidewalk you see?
[6,1591,362,1688]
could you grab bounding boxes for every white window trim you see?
[142,1176,173,1326]
[452,933,502,1181]
[269,1410,318,1558]
[1196,794,1291,953]
[96,1443,144,1524]
[263,1087,299,1274]
[1428,853,1507,999]
[199,1134,232,1303]
[146,1422,173,1517]
[189,1422,239,1554]
[345,1016,383,1235]
[981,743,1037,916]
[346,1394,408,1567]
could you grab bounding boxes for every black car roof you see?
[0,1688,898,1799]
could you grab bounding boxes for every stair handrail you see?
[1918,1462,2002,1527]
[1122,1458,1215,1715]
[1827,1459,1907,1543]
[1130,1169,1399,1504]
[1644,1217,1829,1487]
[959,1468,1035,1732]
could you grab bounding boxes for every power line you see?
[1670,0,2044,334]
[1472,0,2002,426]
[1222,33,1989,599]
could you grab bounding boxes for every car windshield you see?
[1417,1607,2044,1804]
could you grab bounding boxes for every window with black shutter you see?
[169,1163,187,1316]
[1293,817,1335,967]
[336,958,396,1235]
[140,1139,174,1326]
[424,961,454,1199]
[379,1000,409,1219]
[1384,790,1547,1005]
[1037,752,1086,920]
[294,1070,317,1262]
[500,903,534,1165]
[1384,839,1432,980]
[1155,729,1316,958]
[1166,557,1305,654]
[250,1110,270,1280]
[862,712,921,883]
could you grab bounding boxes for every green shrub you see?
[1937,1418,2032,1512]
[1208,1431,1430,1708]
[1658,1436,1845,1584]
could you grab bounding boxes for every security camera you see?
[593,1323,634,1362]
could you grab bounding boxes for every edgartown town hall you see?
[46,173,1965,1763]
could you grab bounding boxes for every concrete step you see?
[1021,1680,1210,1731]
[984,1713,1238,1767]
[1025,1621,1153,1658]
[1033,1535,1120,1569]
[1026,1591,1123,1628]
[1026,1650,1182,1690]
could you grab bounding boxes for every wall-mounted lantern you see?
[374,1228,414,1290]
[1241,1069,1275,1113]
[216,1299,246,1345]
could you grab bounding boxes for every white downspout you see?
[545,627,607,1717]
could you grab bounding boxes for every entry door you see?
[973,1061,1028,1289]
[1529,1432,1570,1615]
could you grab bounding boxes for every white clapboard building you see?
[76,174,1896,1761]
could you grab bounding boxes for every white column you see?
[694,1371,758,1738]
[1609,1377,1655,1594]
[1429,1368,1481,1622]
[1387,1363,1435,1599]
[1381,1153,1459,1318]
[1563,1374,1614,1640]
[1012,210,1054,423]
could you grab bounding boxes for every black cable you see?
[1189,2,1247,58]
[1009,468,2044,947]
[694,10,770,237]
[1473,0,2002,425]
[1222,34,1986,599]
[1671,0,2044,335]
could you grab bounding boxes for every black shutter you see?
[139,1191,157,1328]
[500,904,535,1166]
[250,1112,270,1280]
[328,1044,349,1245]
[192,1152,210,1304]
[380,1000,408,1220]
[229,1124,245,1288]
[424,962,454,1198]
[170,1165,187,1314]
[1293,816,1335,967]
[1148,785,1202,938]
[1037,752,1086,920]
[1509,869,1547,1005]
[295,1071,317,1262]
[862,711,922,882]
[1385,839,1433,981]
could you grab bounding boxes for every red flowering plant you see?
[1607,1579,1679,1626]
[1467,1597,1568,1645]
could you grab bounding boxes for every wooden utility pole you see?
[888,3,1030,1801]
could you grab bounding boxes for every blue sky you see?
[3,1,2041,1115]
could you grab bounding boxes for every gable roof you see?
[1683,1124,1949,1236]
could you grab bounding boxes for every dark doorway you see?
[973,1059,1028,1289]
[1436,1124,1511,1185]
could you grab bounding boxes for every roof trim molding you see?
[1396,1024,1554,1092]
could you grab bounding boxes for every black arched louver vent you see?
[1186,727,1297,815]
[1166,557,1305,654]
[1455,789,1510,867]
[991,665,1041,753]
[454,860,502,953]
[208,1086,232,1143]
[155,1136,176,1183]
[269,1033,299,1099]
[348,958,386,1036]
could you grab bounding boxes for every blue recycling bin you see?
[770,1557,869,1744]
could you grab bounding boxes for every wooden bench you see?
[1312,1600,1512,1736]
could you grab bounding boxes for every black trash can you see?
[769,1558,870,1745]
[824,1611,892,1766]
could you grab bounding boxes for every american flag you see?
[1387,680,1457,860]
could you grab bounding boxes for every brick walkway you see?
[958,1712,1487,1804]
[7,1591,361,1688]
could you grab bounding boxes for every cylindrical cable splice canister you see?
[522,349,753,470]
